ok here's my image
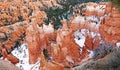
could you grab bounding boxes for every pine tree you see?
[110,0,120,10]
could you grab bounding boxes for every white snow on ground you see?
[74,29,86,48]
[74,29,101,54]
[116,42,120,48]
[74,29,100,48]
[74,38,86,48]
[11,44,40,70]
[86,16,100,23]
[87,50,94,58]
[90,32,101,38]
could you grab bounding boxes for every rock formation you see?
[0,0,120,70]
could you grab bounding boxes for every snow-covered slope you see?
[12,44,40,70]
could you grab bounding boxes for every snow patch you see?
[87,50,94,58]
[74,29,86,48]
[74,38,85,48]
[116,42,120,48]
[86,16,100,24]
[12,44,40,70]
[74,29,101,55]
[74,29,100,48]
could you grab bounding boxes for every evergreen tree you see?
[110,0,120,10]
